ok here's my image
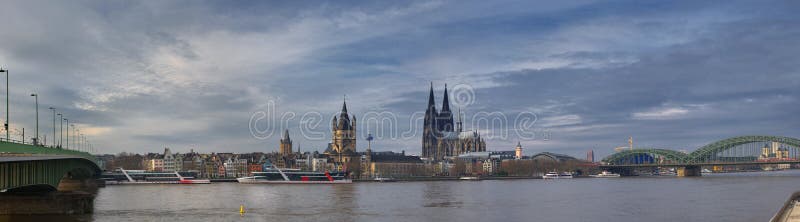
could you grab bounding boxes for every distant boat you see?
[702,169,713,174]
[591,171,621,178]
[107,168,210,185]
[542,172,573,179]
[237,168,351,184]
[374,177,396,182]
[459,176,481,181]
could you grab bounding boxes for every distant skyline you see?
[0,1,798,158]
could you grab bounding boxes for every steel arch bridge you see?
[0,141,101,192]
[600,135,800,176]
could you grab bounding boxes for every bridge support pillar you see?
[677,165,701,177]
[57,177,99,193]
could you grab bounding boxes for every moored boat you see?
[106,168,211,185]
[591,171,621,178]
[542,172,573,179]
[374,177,396,182]
[237,168,351,184]
[459,176,481,181]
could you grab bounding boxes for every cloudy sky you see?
[1,0,798,158]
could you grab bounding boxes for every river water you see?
[5,170,800,222]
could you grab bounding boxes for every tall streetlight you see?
[69,123,75,150]
[30,93,38,145]
[75,128,80,151]
[57,114,63,148]
[0,68,8,141]
[49,107,56,148]
[64,119,69,149]
[80,134,85,152]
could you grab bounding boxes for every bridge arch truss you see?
[688,135,800,164]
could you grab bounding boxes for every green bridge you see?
[0,141,101,192]
[600,135,800,176]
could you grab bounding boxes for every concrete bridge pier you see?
[677,165,702,177]
[57,176,100,193]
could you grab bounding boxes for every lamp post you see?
[75,128,80,151]
[70,123,76,150]
[80,134,85,152]
[30,93,38,145]
[64,119,69,149]
[57,114,63,148]
[0,68,8,141]
[49,107,56,148]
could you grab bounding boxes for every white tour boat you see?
[237,168,352,184]
[106,168,210,184]
[542,172,573,179]
[591,171,621,178]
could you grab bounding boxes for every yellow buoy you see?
[239,205,245,215]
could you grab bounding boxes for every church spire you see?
[336,96,352,130]
[456,107,463,132]
[427,82,436,111]
[341,95,348,114]
[441,84,451,112]
[438,84,454,132]
[282,129,291,142]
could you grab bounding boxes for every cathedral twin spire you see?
[425,83,455,133]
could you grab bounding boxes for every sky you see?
[0,0,798,159]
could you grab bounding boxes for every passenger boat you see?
[374,177,396,182]
[106,168,211,185]
[542,172,573,179]
[236,168,352,184]
[591,171,621,178]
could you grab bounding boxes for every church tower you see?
[279,129,292,155]
[331,98,357,155]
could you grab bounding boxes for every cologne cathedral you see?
[422,84,486,161]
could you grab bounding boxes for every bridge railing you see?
[0,140,97,163]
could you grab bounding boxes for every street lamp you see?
[64,119,69,149]
[80,134,85,152]
[49,107,56,148]
[69,123,74,150]
[57,113,63,148]
[30,93,38,145]
[75,128,80,151]
[0,68,8,142]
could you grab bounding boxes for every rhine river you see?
[6,170,800,222]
